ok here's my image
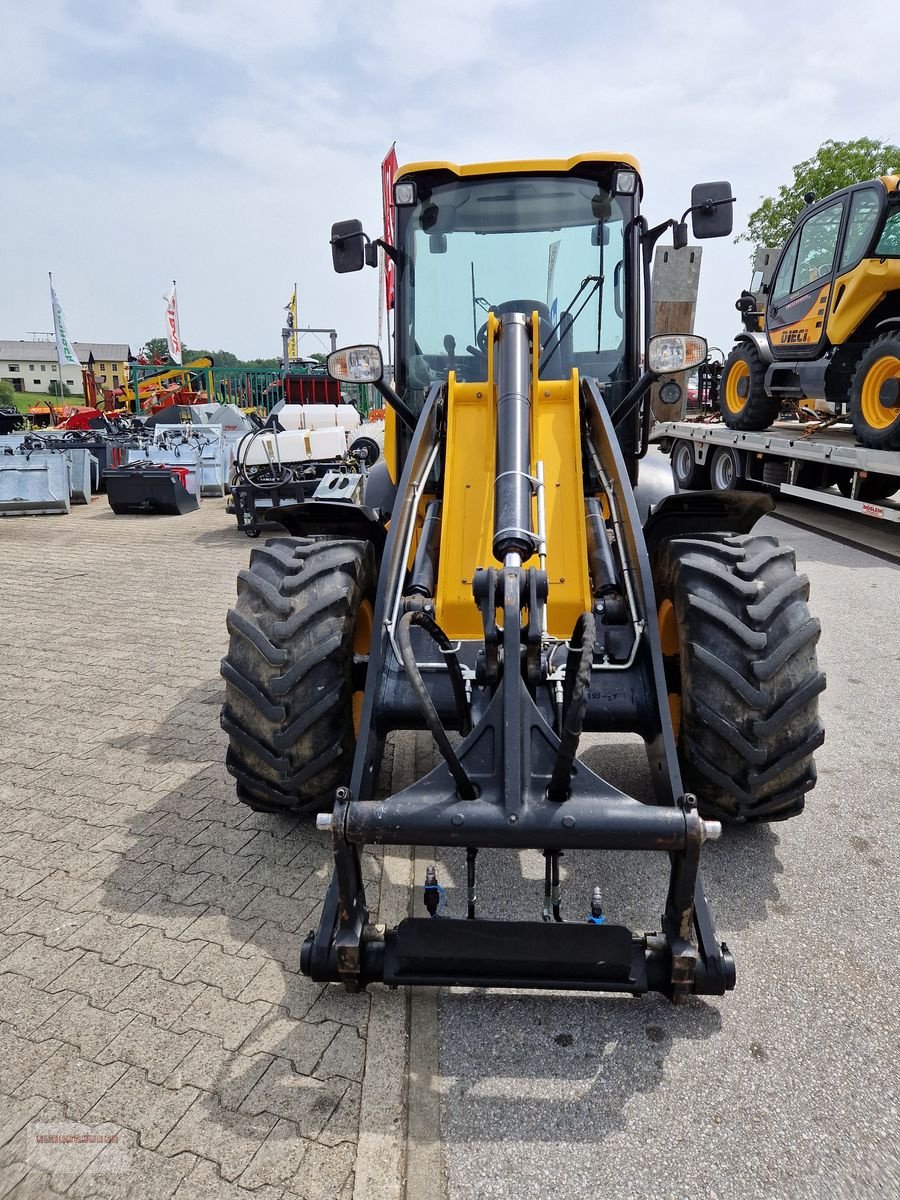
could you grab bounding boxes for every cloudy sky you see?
[1,0,896,361]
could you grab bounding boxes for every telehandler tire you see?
[220,536,376,815]
[719,344,780,431]
[653,532,825,822]
[849,333,900,451]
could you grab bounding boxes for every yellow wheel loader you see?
[220,155,824,1003]
[721,174,900,450]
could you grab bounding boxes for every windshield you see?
[395,174,632,404]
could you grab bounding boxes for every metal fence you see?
[128,364,374,416]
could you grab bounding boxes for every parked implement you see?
[721,175,900,448]
[221,155,824,1002]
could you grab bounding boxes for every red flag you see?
[381,144,399,310]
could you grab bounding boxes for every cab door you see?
[766,197,845,359]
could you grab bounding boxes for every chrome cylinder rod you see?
[493,313,534,563]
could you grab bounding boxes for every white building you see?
[0,340,132,398]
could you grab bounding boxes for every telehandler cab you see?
[221,154,824,1002]
[721,174,900,450]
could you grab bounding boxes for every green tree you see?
[739,137,900,249]
[140,337,170,363]
[47,379,73,397]
[0,379,16,405]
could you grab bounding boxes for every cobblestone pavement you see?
[0,500,403,1200]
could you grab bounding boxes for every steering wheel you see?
[472,299,555,354]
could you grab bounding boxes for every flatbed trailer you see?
[653,419,900,523]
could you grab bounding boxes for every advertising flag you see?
[381,143,399,310]
[49,277,81,369]
[164,283,183,365]
[285,287,298,360]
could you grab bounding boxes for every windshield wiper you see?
[539,272,602,374]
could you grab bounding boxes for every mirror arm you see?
[608,369,657,425]
[372,238,401,266]
[373,378,418,432]
[641,218,676,255]
[679,195,737,224]
[330,227,384,269]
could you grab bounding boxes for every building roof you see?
[0,340,132,362]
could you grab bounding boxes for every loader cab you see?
[385,157,645,478]
[766,176,900,359]
[390,159,642,409]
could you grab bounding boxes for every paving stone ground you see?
[0,499,397,1200]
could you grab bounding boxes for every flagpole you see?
[173,280,180,366]
[49,271,64,418]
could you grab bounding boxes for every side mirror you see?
[647,334,707,374]
[689,182,734,239]
[429,232,448,254]
[331,220,367,273]
[327,344,383,383]
[591,224,610,247]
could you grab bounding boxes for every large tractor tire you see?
[719,344,780,431]
[653,532,825,822]
[849,333,900,450]
[220,537,376,815]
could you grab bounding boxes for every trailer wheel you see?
[653,532,825,822]
[850,333,900,450]
[835,472,900,501]
[220,536,376,814]
[719,344,779,431]
[708,446,745,491]
[671,440,709,490]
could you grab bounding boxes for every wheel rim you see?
[673,443,692,482]
[712,451,735,489]
[724,359,750,414]
[860,354,900,430]
[352,600,374,734]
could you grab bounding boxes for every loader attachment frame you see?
[301,334,735,1003]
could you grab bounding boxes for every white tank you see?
[300,405,361,433]
[307,427,347,459]
[240,429,311,467]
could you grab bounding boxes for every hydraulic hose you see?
[548,611,596,802]
[235,426,293,489]
[396,609,475,799]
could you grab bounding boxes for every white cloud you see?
[1,0,895,358]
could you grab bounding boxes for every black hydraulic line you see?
[235,427,292,490]
[408,500,442,597]
[396,610,475,799]
[548,611,596,802]
[585,498,621,597]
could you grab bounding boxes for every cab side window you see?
[794,201,843,287]
[875,204,900,257]
[771,235,800,304]
[839,189,880,271]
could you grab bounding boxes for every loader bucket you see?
[103,464,199,515]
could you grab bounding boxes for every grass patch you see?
[5,392,86,413]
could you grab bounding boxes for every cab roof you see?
[396,152,642,187]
